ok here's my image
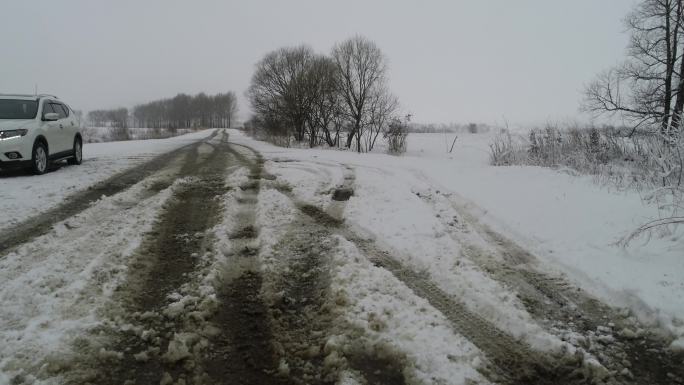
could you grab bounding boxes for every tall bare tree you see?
[332,36,389,152]
[584,0,684,137]
[365,86,398,152]
[305,55,343,147]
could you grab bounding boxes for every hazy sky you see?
[1,1,638,125]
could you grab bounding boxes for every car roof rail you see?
[0,93,40,98]
[37,94,59,99]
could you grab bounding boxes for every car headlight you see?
[0,129,28,140]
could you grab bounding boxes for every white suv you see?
[0,94,83,175]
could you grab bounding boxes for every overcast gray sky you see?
[1,0,637,125]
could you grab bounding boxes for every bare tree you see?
[365,86,398,152]
[305,55,343,147]
[246,37,401,151]
[247,45,317,142]
[332,36,389,152]
[584,0,684,136]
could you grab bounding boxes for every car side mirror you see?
[44,112,59,121]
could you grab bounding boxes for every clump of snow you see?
[162,333,196,363]
[670,337,684,352]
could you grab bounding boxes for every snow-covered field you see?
[0,130,212,231]
[228,130,684,345]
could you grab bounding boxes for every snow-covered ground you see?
[227,129,684,346]
[1,128,682,384]
[0,129,212,231]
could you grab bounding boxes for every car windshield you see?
[0,99,39,119]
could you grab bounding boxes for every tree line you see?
[87,92,238,130]
[245,36,407,153]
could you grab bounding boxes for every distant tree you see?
[130,91,236,130]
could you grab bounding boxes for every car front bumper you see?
[0,136,32,168]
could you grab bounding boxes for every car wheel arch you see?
[34,135,49,155]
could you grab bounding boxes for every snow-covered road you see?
[0,129,213,231]
[0,129,682,385]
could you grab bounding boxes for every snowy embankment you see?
[0,129,212,231]
[226,129,684,347]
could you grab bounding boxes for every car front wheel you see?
[68,138,82,165]
[31,141,48,175]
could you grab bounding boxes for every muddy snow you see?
[0,129,683,385]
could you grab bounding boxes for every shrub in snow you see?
[384,118,409,155]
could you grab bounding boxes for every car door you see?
[40,101,65,155]
[53,102,74,152]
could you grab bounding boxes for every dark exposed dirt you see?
[0,130,217,257]
[347,352,407,385]
[331,187,354,201]
[266,218,337,385]
[202,142,293,385]
[207,271,290,385]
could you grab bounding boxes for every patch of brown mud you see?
[205,271,291,385]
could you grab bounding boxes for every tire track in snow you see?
[419,189,684,385]
[268,175,593,384]
[201,143,292,385]
[0,130,218,257]
[64,131,233,385]
[234,149,407,385]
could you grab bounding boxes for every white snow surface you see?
[226,129,684,342]
[0,129,212,231]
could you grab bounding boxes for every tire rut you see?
[421,190,684,385]
[265,213,338,385]
[279,194,592,384]
[202,143,291,385]
[0,130,218,257]
[63,132,231,385]
[235,148,407,385]
[263,204,407,385]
